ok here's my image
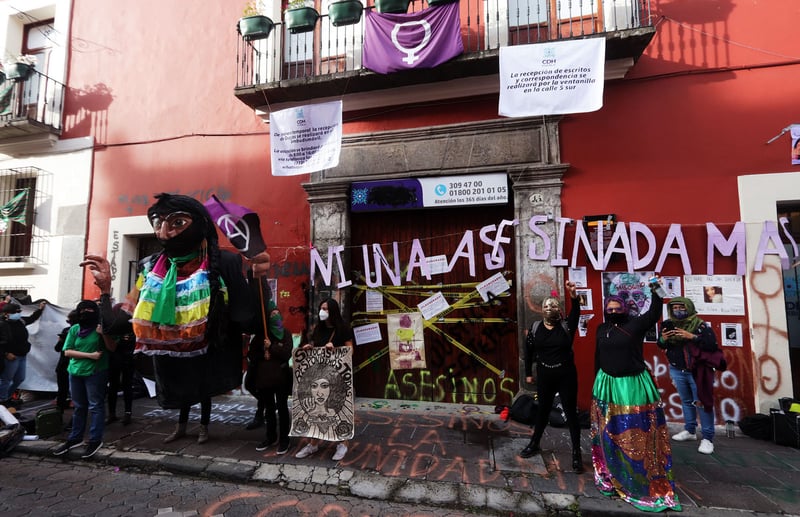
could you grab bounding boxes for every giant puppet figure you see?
[81,193,270,444]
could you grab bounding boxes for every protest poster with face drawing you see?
[289,346,354,441]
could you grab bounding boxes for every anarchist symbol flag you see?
[203,195,267,258]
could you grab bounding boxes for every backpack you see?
[509,394,538,426]
[738,413,772,441]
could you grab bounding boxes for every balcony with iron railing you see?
[234,0,656,112]
[0,67,65,151]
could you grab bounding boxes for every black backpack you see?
[509,394,538,426]
[737,413,772,441]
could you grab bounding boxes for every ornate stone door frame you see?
[302,117,568,382]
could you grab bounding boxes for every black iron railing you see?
[0,68,65,131]
[236,0,652,87]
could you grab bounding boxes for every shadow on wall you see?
[63,83,113,143]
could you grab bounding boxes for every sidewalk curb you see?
[15,439,589,515]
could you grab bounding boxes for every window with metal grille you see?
[0,166,47,263]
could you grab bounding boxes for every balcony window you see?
[0,167,48,264]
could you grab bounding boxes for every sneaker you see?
[121,412,132,426]
[52,439,83,456]
[698,439,714,454]
[295,443,318,459]
[671,430,697,442]
[276,440,290,455]
[332,443,348,461]
[106,414,118,425]
[81,441,103,459]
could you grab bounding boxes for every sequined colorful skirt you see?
[591,369,681,513]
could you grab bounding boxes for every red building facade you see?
[51,0,800,422]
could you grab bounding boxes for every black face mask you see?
[159,221,206,257]
[78,310,99,329]
[605,313,627,325]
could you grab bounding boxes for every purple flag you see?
[363,2,463,75]
[204,195,267,258]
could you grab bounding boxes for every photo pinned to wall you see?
[662,276,681,298]
[289,346,355,441]
[722,323,743,347]
[684,275,745,315]
[576,288,592,311]
[578,314,594,337]
[387,312,426,370]
[568,266,588,287]
[791,124,800,165]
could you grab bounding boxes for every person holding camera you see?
[658,297,719,455]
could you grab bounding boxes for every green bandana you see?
[267,301,285,340]
[150,251,199,325]
[665,296,703,345]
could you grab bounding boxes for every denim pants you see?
[68,369,109,443]
[670,366,715,441]
[0,354,27,400]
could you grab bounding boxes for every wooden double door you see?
[349,204,518,407]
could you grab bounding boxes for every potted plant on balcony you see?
[3,55,37,82]
[238,0,275,41]
[328,0,363,27]
[284,0,320,34]
[374,0,410,14]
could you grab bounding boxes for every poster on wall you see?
[289,346,355,441]
[721,322,743,347]
[791,124,800,165]
[601,271,655,317]
[387,313,427,370]
[576,288,593,310]
[684,275,745,315]
[602,271,657,341]
[578,314,594,337]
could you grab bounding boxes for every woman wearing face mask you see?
[0,300,45,408]
[295,298,354,461]
[520,281,584,473]
[245,301,294,455]
[658,297,719,455]
[591,279,680,512]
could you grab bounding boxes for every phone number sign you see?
[419,173,509,208]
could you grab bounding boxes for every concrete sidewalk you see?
[10,394,800,516]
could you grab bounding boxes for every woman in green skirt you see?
[591,282,681,512]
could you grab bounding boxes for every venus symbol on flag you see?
[392,21,431,64]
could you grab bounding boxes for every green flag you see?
[0,188,29,233]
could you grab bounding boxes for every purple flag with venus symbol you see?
[363,2,463,75]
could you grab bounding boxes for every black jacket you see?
[0,308,42,356]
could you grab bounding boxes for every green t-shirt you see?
[63,325,109,377]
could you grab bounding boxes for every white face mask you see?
[319,309,329,322]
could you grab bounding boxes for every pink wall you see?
[65,1,312,333]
